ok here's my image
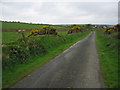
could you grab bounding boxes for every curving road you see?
[12,32,106,88]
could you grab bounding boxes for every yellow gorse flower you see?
[68,26,82,34]
[108,29,112,32]
[27,26,57,37]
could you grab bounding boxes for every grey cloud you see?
[1,2,118,24]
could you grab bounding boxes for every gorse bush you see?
[27,26,57,37]
[104,24,120,36]
[68,26,83,34]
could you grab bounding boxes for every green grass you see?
[3,31,90,88]
[2,31,67,44]
[1,21,66,30]
[2,32,29,44]
[57,30,67,36]
[95,31,119,88]
[1,21,93,31]
[0,32,1,44]
[2,30,68,44]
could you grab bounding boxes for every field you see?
[1,21,68,44]
[2,32,29,44]
[2,31,68,44]
[1,21,67,31]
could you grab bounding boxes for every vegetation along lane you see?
[12,32,106,88]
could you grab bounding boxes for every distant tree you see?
[86,24,92,28]
[70,24,77,28]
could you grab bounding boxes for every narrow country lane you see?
[12,32,106,88]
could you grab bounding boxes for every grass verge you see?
[3,31,90,88]
[95,31,119,88]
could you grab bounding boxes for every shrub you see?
[28,39,47,55]
[68,26,82,34]
[2,39,47,69]
[114,24,120,32]
[2,45,30,69]
[27,26,57,37]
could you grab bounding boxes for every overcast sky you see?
[0,0,119,25]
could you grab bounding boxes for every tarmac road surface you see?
[12,32,106,88]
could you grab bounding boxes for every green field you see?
[96,31,119,88]
[2,31,67,44]
[1,21,67,30]
[2,32,29,44]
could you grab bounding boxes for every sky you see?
[0,0,119,25]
